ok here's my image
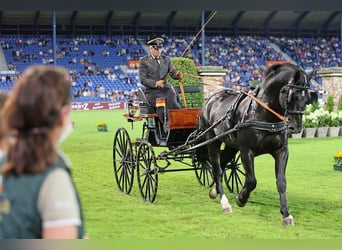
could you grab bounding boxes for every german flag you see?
[156,98,166,107]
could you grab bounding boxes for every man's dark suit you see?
[139,54,182,128]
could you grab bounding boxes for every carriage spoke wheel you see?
[113,128,134,194]
[136,142,158,203]
[193,154,214,188]
[224,153,245,193]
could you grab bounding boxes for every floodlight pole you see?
[52,10,57,67]
[340,12,342,64]
[201,11,205,66]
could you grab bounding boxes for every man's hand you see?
[155,80,165,88]
[176,71,183,80]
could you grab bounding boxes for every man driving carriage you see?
[138,37,183,133]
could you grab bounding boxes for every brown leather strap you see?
[178,79,187,108]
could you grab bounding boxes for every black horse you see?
[196,63,316,226]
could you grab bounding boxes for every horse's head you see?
[274,64,316,133]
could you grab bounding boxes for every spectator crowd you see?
[0,34,341,101]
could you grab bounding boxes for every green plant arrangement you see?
[334,151,342,166]
[96,121,108,132]
[302,110,318,128]
[310,101,320,113]
[169,57,204,107]
[329,111,342,127]
[333,151,342,171]
[315,109,331,127]
[303,115,317,128]
[338,95,342,111]
[325,95,334,113]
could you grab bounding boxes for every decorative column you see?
[317,67,342,109]
[197,66,227,99]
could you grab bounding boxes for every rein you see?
[161,11,218,108]
[241,90,286,121]
[184,72,308,122]
[184,72,287,122]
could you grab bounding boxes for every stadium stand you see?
[0,34,341,102]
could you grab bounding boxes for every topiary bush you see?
[310,101,320,113]
[169,57,204,107]
[338,95,342,111]
[325,95,334,113]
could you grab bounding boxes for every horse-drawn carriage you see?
[113,63,317,225]
[113,85,245,203]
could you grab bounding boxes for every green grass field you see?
[61,109,342,239]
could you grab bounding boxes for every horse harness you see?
[225,77,309,134]
[188,78,309,150]
[279,79,310,116]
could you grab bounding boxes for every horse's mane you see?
[259,63,302,88]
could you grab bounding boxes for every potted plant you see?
[325,95,334,113]
[96,121,108,132]
[328,111,341,137]
[333,151,342,171]
[302,108,317,138]
[315,109,330,137]
[338,95,342,111]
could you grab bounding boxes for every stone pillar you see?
[317,67,342,109]
[197,66,227,99]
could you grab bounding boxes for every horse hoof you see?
[235,195,246,207]
[282,215,295,226]
[209,187,217,199]
[222,206,233,214]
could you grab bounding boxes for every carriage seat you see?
[174,85,201,93]
[174,85,202,107]
[137,88,157,116]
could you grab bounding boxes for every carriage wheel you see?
[192,154,214,187]
[113,127,134,194]
[223,153,245,193]
[136,142,158,203]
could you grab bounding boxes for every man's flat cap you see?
[147,37,164,48]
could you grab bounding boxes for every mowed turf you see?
[61,109,342,239]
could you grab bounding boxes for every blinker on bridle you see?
[280,77,310,116]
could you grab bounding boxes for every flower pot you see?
[290,130,303,139]
[303,127,316,138]
[97,126,108,132]
[333,165,342,171]
[315,126,328,137]
[328,127,340,137]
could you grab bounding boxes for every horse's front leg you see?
[209,142,232,213]
[273,146,294,226]
[236,150,257,207]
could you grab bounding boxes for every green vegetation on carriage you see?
[169,57,204,107]
[63,109,342,239]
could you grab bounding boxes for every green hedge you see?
[168,57,204,107]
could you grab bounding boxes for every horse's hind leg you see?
[208,142,232,213]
